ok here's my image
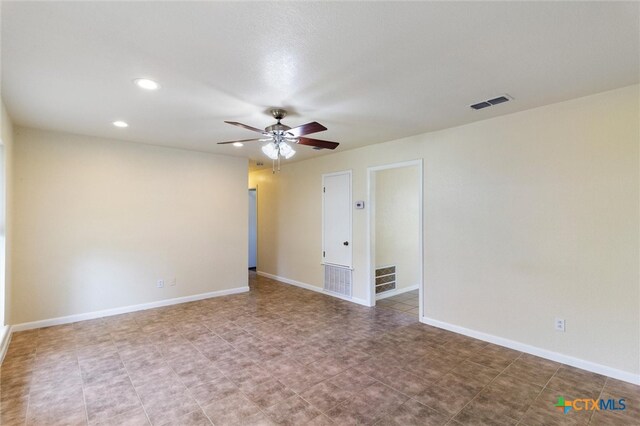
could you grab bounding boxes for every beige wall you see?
[250,84,639,375]
[374,166,420,292]
[12,127,248,324]
[1,101,14,326]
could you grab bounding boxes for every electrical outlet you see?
[555,318,565,332]
[169,278,176,287]
[157,279,164,288]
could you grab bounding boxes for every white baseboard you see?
[376,284,419,300]
[421,316,640,386]
[0,325,12,363]
[257,271,371,307]
[11,286,250,333]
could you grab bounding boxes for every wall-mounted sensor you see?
[355,201,365,209]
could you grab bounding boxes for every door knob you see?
[343,241,349,246]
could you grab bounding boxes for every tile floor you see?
[375,290,419,317]
[1,272,638,425]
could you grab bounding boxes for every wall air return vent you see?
[324,264,352,297]
[470,95,512,110]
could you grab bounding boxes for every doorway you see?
[248,188,257,270]
[367,160,423,318]
[0,142,4,328]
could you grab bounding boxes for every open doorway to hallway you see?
[248,188,257,271]
[0,142,5,329]
[368,160,423,318]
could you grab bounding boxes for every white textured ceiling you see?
[2,1,638,167]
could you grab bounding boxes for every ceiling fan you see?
[218,109,339,172]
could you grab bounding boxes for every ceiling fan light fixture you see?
[279,142,296,159]
[232,142,244,147]
[262,142,279,160]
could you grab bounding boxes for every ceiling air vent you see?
[470,95,512,110]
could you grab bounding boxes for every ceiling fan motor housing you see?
[265,123,291,133]
[266,109,291,133]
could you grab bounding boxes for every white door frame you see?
[367,160,424,317]
[321,170,353,268]
[0,140,4,328]
[248,188,258,269]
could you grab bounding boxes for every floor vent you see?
[324,264,352,297]
[375,265,396,294]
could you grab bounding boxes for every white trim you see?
[248,187,258,270]
[376,284,419,300]
[321,170,353,268]
[11,286,250,332]
[368,159,424,173]
[421,315,640,386]
[367,159,424,319]
[257,271,370,307]
[0,325,11,363]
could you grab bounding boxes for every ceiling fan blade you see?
[217,138,263,145]
[297,137,339,150]
[224,121,266,134]
[286,122,327,137]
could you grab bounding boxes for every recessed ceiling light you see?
[112,121,128,128]
[133,78,160,90]
[233,142,244,147]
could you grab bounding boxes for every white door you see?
[323,171,352,267]
[248,189,257,269]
